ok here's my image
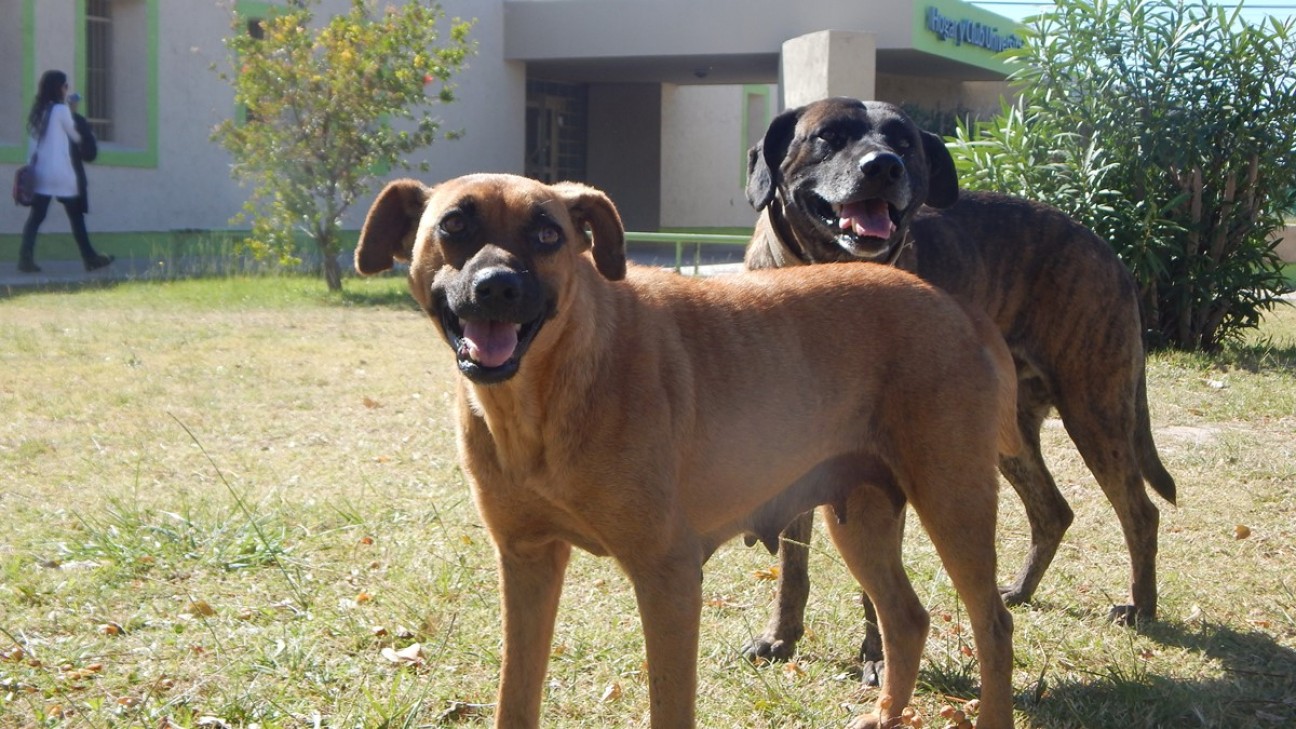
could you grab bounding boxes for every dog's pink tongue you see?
[461,320,519,369]
[838,200,895,239]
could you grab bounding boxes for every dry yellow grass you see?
[1,278,1293,728]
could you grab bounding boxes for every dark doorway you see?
[525,80,588,183]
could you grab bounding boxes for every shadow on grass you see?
[1224,340,1296,374]
[338,275,420,311]
[1,269,422,311]
[1019,619,1296,728]
[0,278,124,301]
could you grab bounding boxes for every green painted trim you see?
[739,84,771,189]
[0,0,37,163]
[911,0,1023,76]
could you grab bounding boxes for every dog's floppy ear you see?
[355,179,428,275]
[921,130,959,209]
[746,106,801,211]
[553,182,627,281]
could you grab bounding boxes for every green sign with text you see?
[912,0,1024,75]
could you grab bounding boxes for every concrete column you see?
[779,30,877,109]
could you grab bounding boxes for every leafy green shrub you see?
[948,0,1296,351]
[213,0,473,292]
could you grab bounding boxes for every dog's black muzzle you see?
[435,264,550,385]
[799,149,912,262]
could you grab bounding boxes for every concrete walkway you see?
[0,246,748,293]
[1,257,147,291]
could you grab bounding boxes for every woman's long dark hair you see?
[27,69,68,137]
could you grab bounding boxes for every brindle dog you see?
[742,98,1176,682]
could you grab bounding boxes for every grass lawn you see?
[1,275,1294,728]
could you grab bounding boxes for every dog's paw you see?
[844,713,885,729]
[999,582,1032,607]
[1108,603,1154,626]
[860,659,885,688]
[741,634,797,663]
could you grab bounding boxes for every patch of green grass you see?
[1,279,1294,728]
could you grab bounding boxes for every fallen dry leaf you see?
[363,397,381,409]
[752,566,780,581]
[599,682,622,702]
[381,643,423,666]
[184,600,216,617]
[1234,524,1252,540]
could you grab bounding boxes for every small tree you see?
[948,0,1296,350]
[214,0,473,291]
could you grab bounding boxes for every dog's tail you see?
[1134,366,1177,504]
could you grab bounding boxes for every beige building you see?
[2,0,1018,240]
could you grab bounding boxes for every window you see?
[78,0,155,161]
[86,0,112,140]
[0,0,29,157]
[525,81,588,184]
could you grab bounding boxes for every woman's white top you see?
[28,103,82,199]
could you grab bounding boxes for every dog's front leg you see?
[495,539,571,729]
[627,549,704,728]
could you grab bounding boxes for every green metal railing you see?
[623,231,750,274]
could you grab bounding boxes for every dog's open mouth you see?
[835,199,896,240]
[438,306,546,384]
[809,195,902,258]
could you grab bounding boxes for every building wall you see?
[1,0,525,237]
[660,84,777,229]
[3,0,1019,242]
[876,73,1009,119]
[504,0,915,60]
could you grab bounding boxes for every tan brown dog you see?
[356,173,1019,729]
[742,98,1176,679]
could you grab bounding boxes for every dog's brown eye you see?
[816,131,842,146]
[535,225,562,249]
[441,213,468,235]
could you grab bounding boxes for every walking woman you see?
[18,70,113,273]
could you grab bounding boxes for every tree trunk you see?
[322,250,343,292]
[315,224,344,293]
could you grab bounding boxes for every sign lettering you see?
[925,6,1024,54]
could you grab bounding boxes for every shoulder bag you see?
[12,152,37,206]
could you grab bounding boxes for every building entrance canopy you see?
[504,0,1022,85]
